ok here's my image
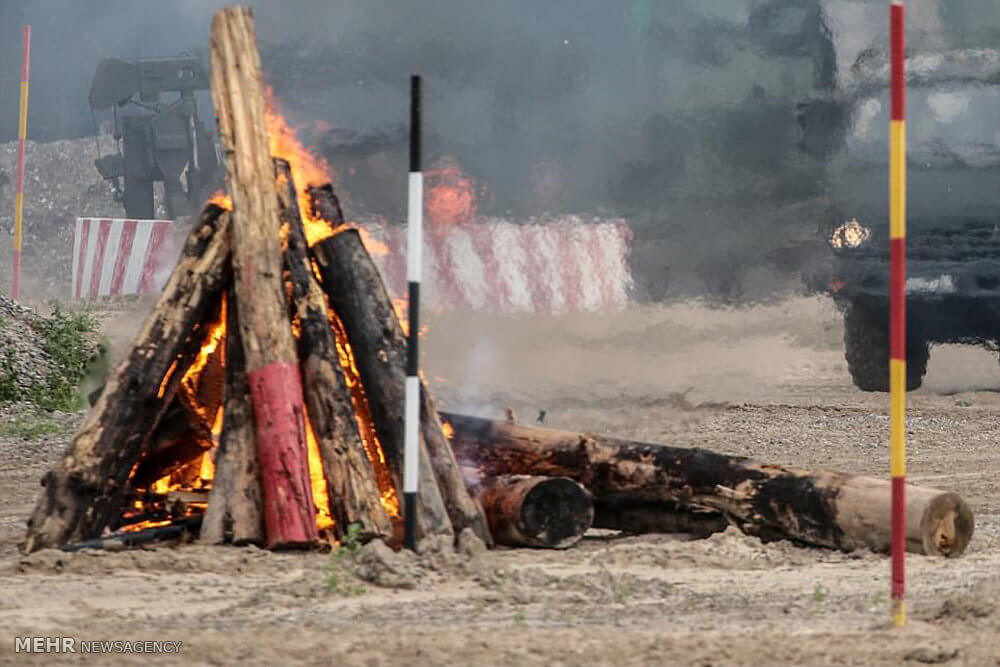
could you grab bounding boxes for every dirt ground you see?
[2,295,1000,666]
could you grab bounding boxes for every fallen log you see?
[442,413,974,557]
[474,475,593,548]
[23,204,232,552]
[277,159,393,541]
[592,496,728,537]
[211,6,317,548]
[200,289,265,545]
[310,189,491,546]
[63,517,204,552]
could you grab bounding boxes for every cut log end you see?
[920,492,974,558]
[476,475,593,549]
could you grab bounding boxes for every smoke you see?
[1,0,996,302]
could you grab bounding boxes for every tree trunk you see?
[309,186,492,546]
[211,6,317,548]
[276,160,393,542]
[474,475,593,548]
[23,204,232,552]
[442,413,975,557]
[200,288,264,545]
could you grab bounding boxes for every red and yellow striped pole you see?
[889,1,907,628]
[12,25,31,301]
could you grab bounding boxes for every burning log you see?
[442,413,975,557]
[474,475,593,549]
[200,289,265,545]
[23,204,232,552]
[310,226,450,542]
[211,6,317,548]
[309,188,492,546]
[276,159,393,541]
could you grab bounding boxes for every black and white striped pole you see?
[403,74,422,551]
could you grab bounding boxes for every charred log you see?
[310,199,491,546]
[310,227,451,542]
[592,496,728,537]
[474,475,592,549]
[277,159,393,541]
[442,413,974,557]
[23,204,232,552]
[200,289,265,545]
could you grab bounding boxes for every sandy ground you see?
[2,295,1000,666]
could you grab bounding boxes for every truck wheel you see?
[844,305,928,392]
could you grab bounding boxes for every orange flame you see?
[304,410,335,533]
[425,159,479,228]
[207,191,233,210]
[265,90,338,247]
[180,296,227,435]
[329,308,400,518]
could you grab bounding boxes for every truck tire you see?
[844,305,928,392]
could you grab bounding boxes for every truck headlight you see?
[830,218,871,249]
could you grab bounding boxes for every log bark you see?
[23,204,232,552]
[442,413,975,557]
[200,289,265,545]
[211,6,317,548]
[310,228,450,542]
[592,496,728,537]
[276,160,393,541]
[309,187,492,547]
[474,475,593,548]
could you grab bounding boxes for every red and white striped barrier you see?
[70,216,632,312]
[366,218,632,314]
[72,218,177,300]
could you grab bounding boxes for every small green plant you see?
[615,583,631,604]
[325,566,366,597]
[871,590,886,607]
[339,523,363,555]
[0,305,102,411]
[513,610,527,627]
[0,352,20,402]
[813,583,828,603]
[326,523,366,597]
[956,398,974,408]
[32,306,99,411]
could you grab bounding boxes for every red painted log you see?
[211,6,317,548]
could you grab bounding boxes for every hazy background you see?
[2,0,999,301]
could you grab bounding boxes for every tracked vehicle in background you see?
[89,55,220,220]
[827,50,1000,391]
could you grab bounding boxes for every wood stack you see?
[22,6,493,553]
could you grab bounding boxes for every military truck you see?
[826,49,1000,391]
[89,55,220,220]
